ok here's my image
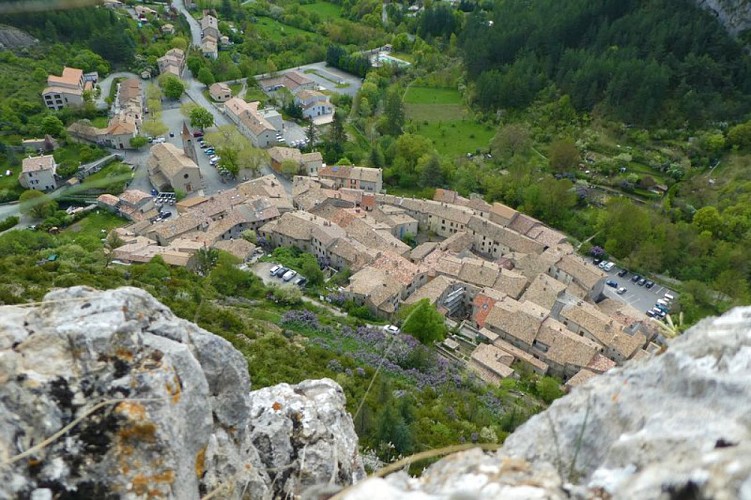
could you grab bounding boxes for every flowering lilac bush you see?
[281,309,320,330]
[326,292,347,306]
[312,325,463,389]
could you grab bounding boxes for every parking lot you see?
[596,260,678,315]
[251,261,307,287]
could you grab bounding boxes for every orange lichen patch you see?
[272,401,282,412]
[165,373,182,404]
[132,470,175,496]
[195,446,207,478]
[116,401,147,420]
[119,422,157,443]
[115,347,134,362]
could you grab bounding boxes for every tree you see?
[280,159,300,177]
[400,298,447,344]
[301,255,324,287]
[329,110,346,146]
[159,75,185,100]
[129,136,148,149]
[549,139,579,172]
[693,206,723,237]
[195,247,219,276]
[491,124,531,157]
[241,229,257,244]
[381,87,405,136]
[536,376,564,404]
[305,120,317,148]
[418,153,444,188]
[180,102,199,118]
[205,125,268,178]
[171,36,188,51]
[197,67,215,87]
[40,115,64,137]
[141,115,168,137]
[189,106,214,130]
[19,190,57,219]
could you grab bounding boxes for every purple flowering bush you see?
[281,309,320,330]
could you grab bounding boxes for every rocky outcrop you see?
[695,0,751,35]
[0,286,363,499]
[342,307,751,499]
[0,25,38,49]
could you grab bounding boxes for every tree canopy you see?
[400,299,448,344]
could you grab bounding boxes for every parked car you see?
[617,269,628,277]
[273,266,288,277]
[204,149,215,155]
[605,280,618,288]
[269,264,281,275]
[383,324,400,334]
[655,302,670,313]
[638,278,647,286]
[631,274,641,283]
[159,211,172,219]
[169,132,175,137]
[645,280,655,289]
[293,276,307,287]
[651,307,666,318]
[282,270,297,282]
[664,293,675,301]
[593,257,603,265]
[603,262,615,271]
[646,310,656,318]
[617,287,627,295]
[193,131,204,137]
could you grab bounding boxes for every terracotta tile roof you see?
[410,242,437,262]
[370,251,423,286]
[148,143,200,179]
[97,194,119,207]
[47,67,83,88]
[536,317,600,368]
[119,189,151,206]
[470,344,515,382]
[404,275,456,305]
[473,293,499,328]
[213,239,256,260]
[520,274,567,310]
[438,231,473,253]
[554,254,606,289]
[319,165,382,183]
[565,369,597,389]
[508,213,540,235]
[433,188,459,204]
[489,202,518,224]
[484,298,548,345]
[492,269,530,299]
[224,97,276,136]
[467,215,546,254]
[22,155,55,173]
[492,336,549,373]
[587,352,616,374]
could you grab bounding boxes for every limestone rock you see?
[0,286,363,499]
[343,306,751,499]
[248,379,365,498]
[695,0,751,35]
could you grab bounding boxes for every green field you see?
[404,87,467,122]
[413,120,495,157]
[404,87,463,105]
[299,1,343,20]
[255,17,322,42]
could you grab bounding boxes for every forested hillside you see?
[0,7,135,65]
[461,0,751,125]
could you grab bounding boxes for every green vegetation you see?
[80,162,133,194]
[298,2,343,21]
[400,299,448,344]
[0,216,19,232]
[411,120,494,157]
[0,213,553,466]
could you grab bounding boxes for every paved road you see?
[171,0,203,47]
[96,72,139,110]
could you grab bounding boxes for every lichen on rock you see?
[0,286,364,499]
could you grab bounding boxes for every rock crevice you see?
[0,286,364,499]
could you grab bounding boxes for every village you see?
[12,5,674,393]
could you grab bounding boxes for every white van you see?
[153,137,166,144]
[664,293,675,301]
[656,299,669,307]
